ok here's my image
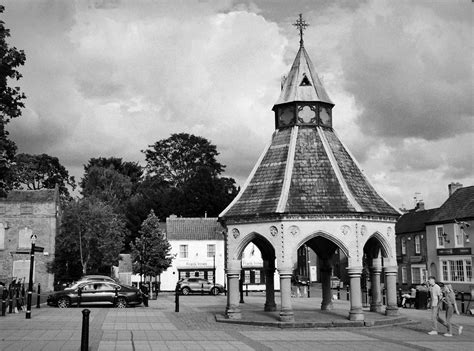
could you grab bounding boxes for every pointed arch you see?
[233,232,276,261]
[364,231,391,258]
[294,231,350,261]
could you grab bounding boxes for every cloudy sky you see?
[3,0,473,210]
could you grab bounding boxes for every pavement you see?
[0,291,473,350]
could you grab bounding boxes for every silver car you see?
[176,277,224,295]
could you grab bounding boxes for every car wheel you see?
[210,287,219,296]
[181,287,190,295]
[57,297,70,308]
[115,297,127,308]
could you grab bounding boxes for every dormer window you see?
[300,73,312,86]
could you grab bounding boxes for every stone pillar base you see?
[349,311,364,321]
[385,306,399,316]
[225,308,242,320]
[279,310,294,322]
[264,303,277,312]
[370,304,383,313]
[321,301,333,311]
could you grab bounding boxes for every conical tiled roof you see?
[274,45,333,106]
[220,42,399,220]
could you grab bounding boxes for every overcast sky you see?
[3,0,473,210]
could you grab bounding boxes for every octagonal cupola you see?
[273,16,334,130]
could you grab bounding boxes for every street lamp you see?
[26,233,37,319]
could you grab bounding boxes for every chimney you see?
[415,201,425,211]
[448,182,463,197]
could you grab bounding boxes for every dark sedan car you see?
[176,277,225,295]
[47,281,142,308]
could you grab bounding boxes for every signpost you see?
[26,234,37,319]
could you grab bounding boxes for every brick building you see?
[0,188,60,291]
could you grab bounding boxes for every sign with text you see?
[437,248,472,256]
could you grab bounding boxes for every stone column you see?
[347,266,364,321]
[320,261,333,310]
[370,258,383,313]
[384,266,399,316]
[225,268,241,319]
[263,261,276,312]
[278,268,294,322]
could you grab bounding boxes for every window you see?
[436,226,445,248]
[401,266,407,284]
[179,245,188,258]
[414,235,421,254]
[401,238,407,255]
[207,244,216,258]
[440,258,472,282]
[454,225,463,247]
[411,265,427,284]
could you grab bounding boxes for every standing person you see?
[140,283,149,307]
[427,276,442,335]
[437,283,463,336]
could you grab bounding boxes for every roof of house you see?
[166,217,224,241]
[395,208,437,234]
[428,186,474,223]
[0,188,58,203]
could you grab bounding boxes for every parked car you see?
[176,277,225,295]
[79,275,117,283]
[47,280,142,308]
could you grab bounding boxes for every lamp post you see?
[26,233,37,319]
[213,254,216,285]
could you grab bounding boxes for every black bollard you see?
[201,283,204,296]
[398,288,402,307]
[175,288,179,313]
[78,287,82,308]
[81,309,90,351]
[346,285,350,301]
[36,283,41,309]
[337,285,341,300]
[239,278,244,304]
[382,288,386,305]
[8,287,13,314]
[307,283,310,298]
[460,292,465,314]
[245,284,248,297]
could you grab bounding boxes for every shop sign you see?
[437,248,471,256]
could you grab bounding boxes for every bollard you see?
[78,287,82,308]
[245,284,248,297]
[239,278,244,304]
[460,292,465,314]
[15,287,20,313]
[81,309,90,351]
[201,283,204,296]
[398,288,402,307]
[346,285,350,301]
[307,283,310,298]
[36,283,41,309]
[175,288,179,313]
[8,287,13,314]
[382,288,386,305]
[1,297,5,316]
[337,285,341,300]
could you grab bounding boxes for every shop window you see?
[441,258,472,282]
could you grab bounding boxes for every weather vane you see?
[293,13,309,47]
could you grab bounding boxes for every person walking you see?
[437,283,463,337]
[427,276,442,335]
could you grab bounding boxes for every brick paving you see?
[0,293,472,350]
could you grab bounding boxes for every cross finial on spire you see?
[293,13,309,47]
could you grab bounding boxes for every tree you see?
[143,133,225,187]
[130,210,172,279]
[11,153,76,200]
[0,5,26,197]
[52,197,127,280]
